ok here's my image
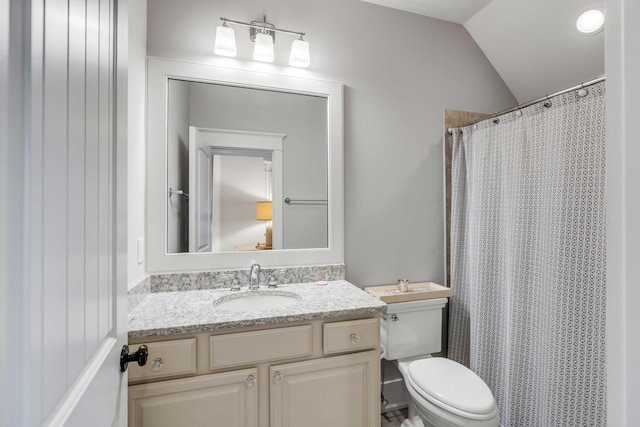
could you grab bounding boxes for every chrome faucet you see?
[249,263,261,290]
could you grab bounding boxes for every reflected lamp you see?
[256,201,273,248]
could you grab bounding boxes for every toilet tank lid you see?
[407,358,496,416]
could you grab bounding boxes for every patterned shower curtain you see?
[448,81,606,426]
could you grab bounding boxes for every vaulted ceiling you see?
[361,0,605,104]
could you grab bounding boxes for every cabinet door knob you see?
[151,357,164,372]
[350,333,360,344]
[246,374,256,388]
[273,371,283,384]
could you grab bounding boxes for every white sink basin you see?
[213,291,301,313]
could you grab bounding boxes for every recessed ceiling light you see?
[576,9,605,34]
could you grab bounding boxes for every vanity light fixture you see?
[215,16,311,67]
[576,9,605,34]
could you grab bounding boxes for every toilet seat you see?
[406,358,497,421]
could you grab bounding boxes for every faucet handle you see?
[266,274,279,288]
[219,273,239,290]
[266,269,286,288]
[230,277,242,291]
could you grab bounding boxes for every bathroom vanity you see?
[127,280,385,427]
[133,58,370,426]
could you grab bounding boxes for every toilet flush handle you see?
[391,314,399,322]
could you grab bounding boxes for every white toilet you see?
[381,298,499,427]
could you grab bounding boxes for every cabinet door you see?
[270,350,379,427]
[129,368,258,427]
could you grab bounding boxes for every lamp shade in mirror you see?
[256,201,273,221]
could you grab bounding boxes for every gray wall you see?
[167,80,190,252]
[147,0,516,287]
[187,83,328,249]
[128,0,147,287]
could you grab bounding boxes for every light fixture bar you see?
[220,17,305,38]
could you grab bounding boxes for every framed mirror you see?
[146,58,344,272]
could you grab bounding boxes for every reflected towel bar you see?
[169,188,189,199]
[284,197,327,205]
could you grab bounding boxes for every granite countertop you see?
[128,280,387,339]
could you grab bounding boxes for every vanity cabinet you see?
[270,351,378,427]
[127,317,380,427]
[128,368,258,427]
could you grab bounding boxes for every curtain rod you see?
[447,75,606,134]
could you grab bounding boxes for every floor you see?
[381,408,408,427]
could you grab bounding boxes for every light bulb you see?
[253,32,274,62]
[214,24,237,57]
[289,38,310,68]
[576,9,604,34]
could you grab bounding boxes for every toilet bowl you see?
[396,357,499,427]
[381,298,499,427]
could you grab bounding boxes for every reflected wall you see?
[166,79,328,253]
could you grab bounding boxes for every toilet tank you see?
[381,298,447,360]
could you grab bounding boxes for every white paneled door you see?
[1,0,128,425]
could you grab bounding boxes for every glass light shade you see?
[576,9,604,34]
[289,38,310,68]
[256,201,272,221]
[214,25,237,57]
[253,33,274,62]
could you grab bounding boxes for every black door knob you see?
[120,344,149,372]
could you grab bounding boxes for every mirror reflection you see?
[166,79,328,253]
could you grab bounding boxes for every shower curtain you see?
[448,81,606,426]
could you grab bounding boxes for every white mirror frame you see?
[146,57,344,272]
